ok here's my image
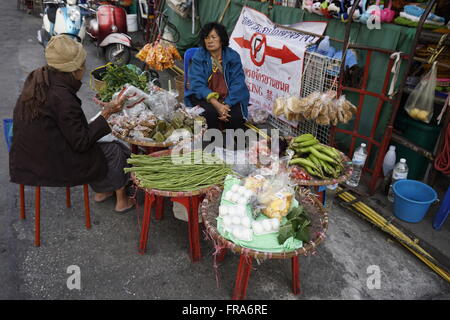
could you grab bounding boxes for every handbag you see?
[380,0,395,22]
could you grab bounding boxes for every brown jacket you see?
[9,68,111,187]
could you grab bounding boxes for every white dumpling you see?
[223,216,232,226]
[232,226,243,239]
[235,205,246,216]
[232,216,241,225]
[241,216,251,228]
[237,197,247,205]
[219,206,228,216]
[231,184,240,193]
[241,228,252,240]
[224,191,233,201]
[262,219,272,232]
[252,222,263,234]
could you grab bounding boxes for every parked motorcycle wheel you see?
[105,44,131,65]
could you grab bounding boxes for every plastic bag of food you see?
[256,172,295,220]
[248,104,269,124]
[273,96,286,116]
[145,89,179,121]
[404,62,437,123]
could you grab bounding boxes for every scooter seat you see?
[47,6,57,24]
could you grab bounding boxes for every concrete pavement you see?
[0,0,448,300]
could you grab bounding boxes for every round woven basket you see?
[93,95,206,148]
[200,187,329,259]
[287,140,353,186]
[131,149,222,197]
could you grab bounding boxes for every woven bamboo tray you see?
[131,149,222,197]
[93,95,205,148]
[289,145,353,186]
[111,130,178,148]
[201,187,328,259]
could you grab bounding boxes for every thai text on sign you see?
[230,6,327,122]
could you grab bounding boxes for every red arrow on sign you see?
[233,36,300,64]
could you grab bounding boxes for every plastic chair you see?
[4,118,91,246]
[433,186,450,230]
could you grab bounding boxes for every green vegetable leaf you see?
[277,222,294,245]
[295,227,310,242]
[287,205,303,220]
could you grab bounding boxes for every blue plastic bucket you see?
[3,118,13,152]
[393,179,437,223]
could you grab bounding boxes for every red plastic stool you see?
[229,254,300,300]
[19,184,91,246]
[139,190,205,262]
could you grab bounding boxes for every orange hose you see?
[434,122,450,175]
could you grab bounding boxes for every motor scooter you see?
[37,0,86,46]
[82,0,132,65]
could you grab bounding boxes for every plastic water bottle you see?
[383,145,396,177]
[346,143,367,187]
[325,183,338,212]
[388,158,408,202]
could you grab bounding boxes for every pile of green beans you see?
[125,151,232,191]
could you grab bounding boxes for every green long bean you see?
[126,151,232,191]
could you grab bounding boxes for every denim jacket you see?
[184,46,250,119]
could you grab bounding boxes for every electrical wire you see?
[434,121,450,175]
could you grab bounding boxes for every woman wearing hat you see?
[9,35,134,213]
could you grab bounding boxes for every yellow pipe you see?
[337,189,432,258]
[336,188,449,283]
[401,242,450,282]
[245,122,270,140]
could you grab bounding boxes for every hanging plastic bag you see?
[404,62,437,123]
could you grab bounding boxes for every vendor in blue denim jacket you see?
[185,22,250,130]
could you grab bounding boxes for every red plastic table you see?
[200,187,329,300]
[131,149,218,262]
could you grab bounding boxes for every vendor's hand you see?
[107,94,127,113]
[216,103,231,122]
[101,95,126,120]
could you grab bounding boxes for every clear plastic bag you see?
[248,105,269,124]
[255,172,295,220]
[145,89,179,121]
[404,62,437,123]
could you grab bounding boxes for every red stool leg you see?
[292,256,301,295]
[232,254,253,300]
[66,186,71,208]
[35,186,41,247]
[171,196,202,262]
[216,248,227,263]
[83,185,91,229]
[131,144,139,154]
[139,192,155,254]
[314,186,325,205]
[20,184,25,220]
[154,196,164,220]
